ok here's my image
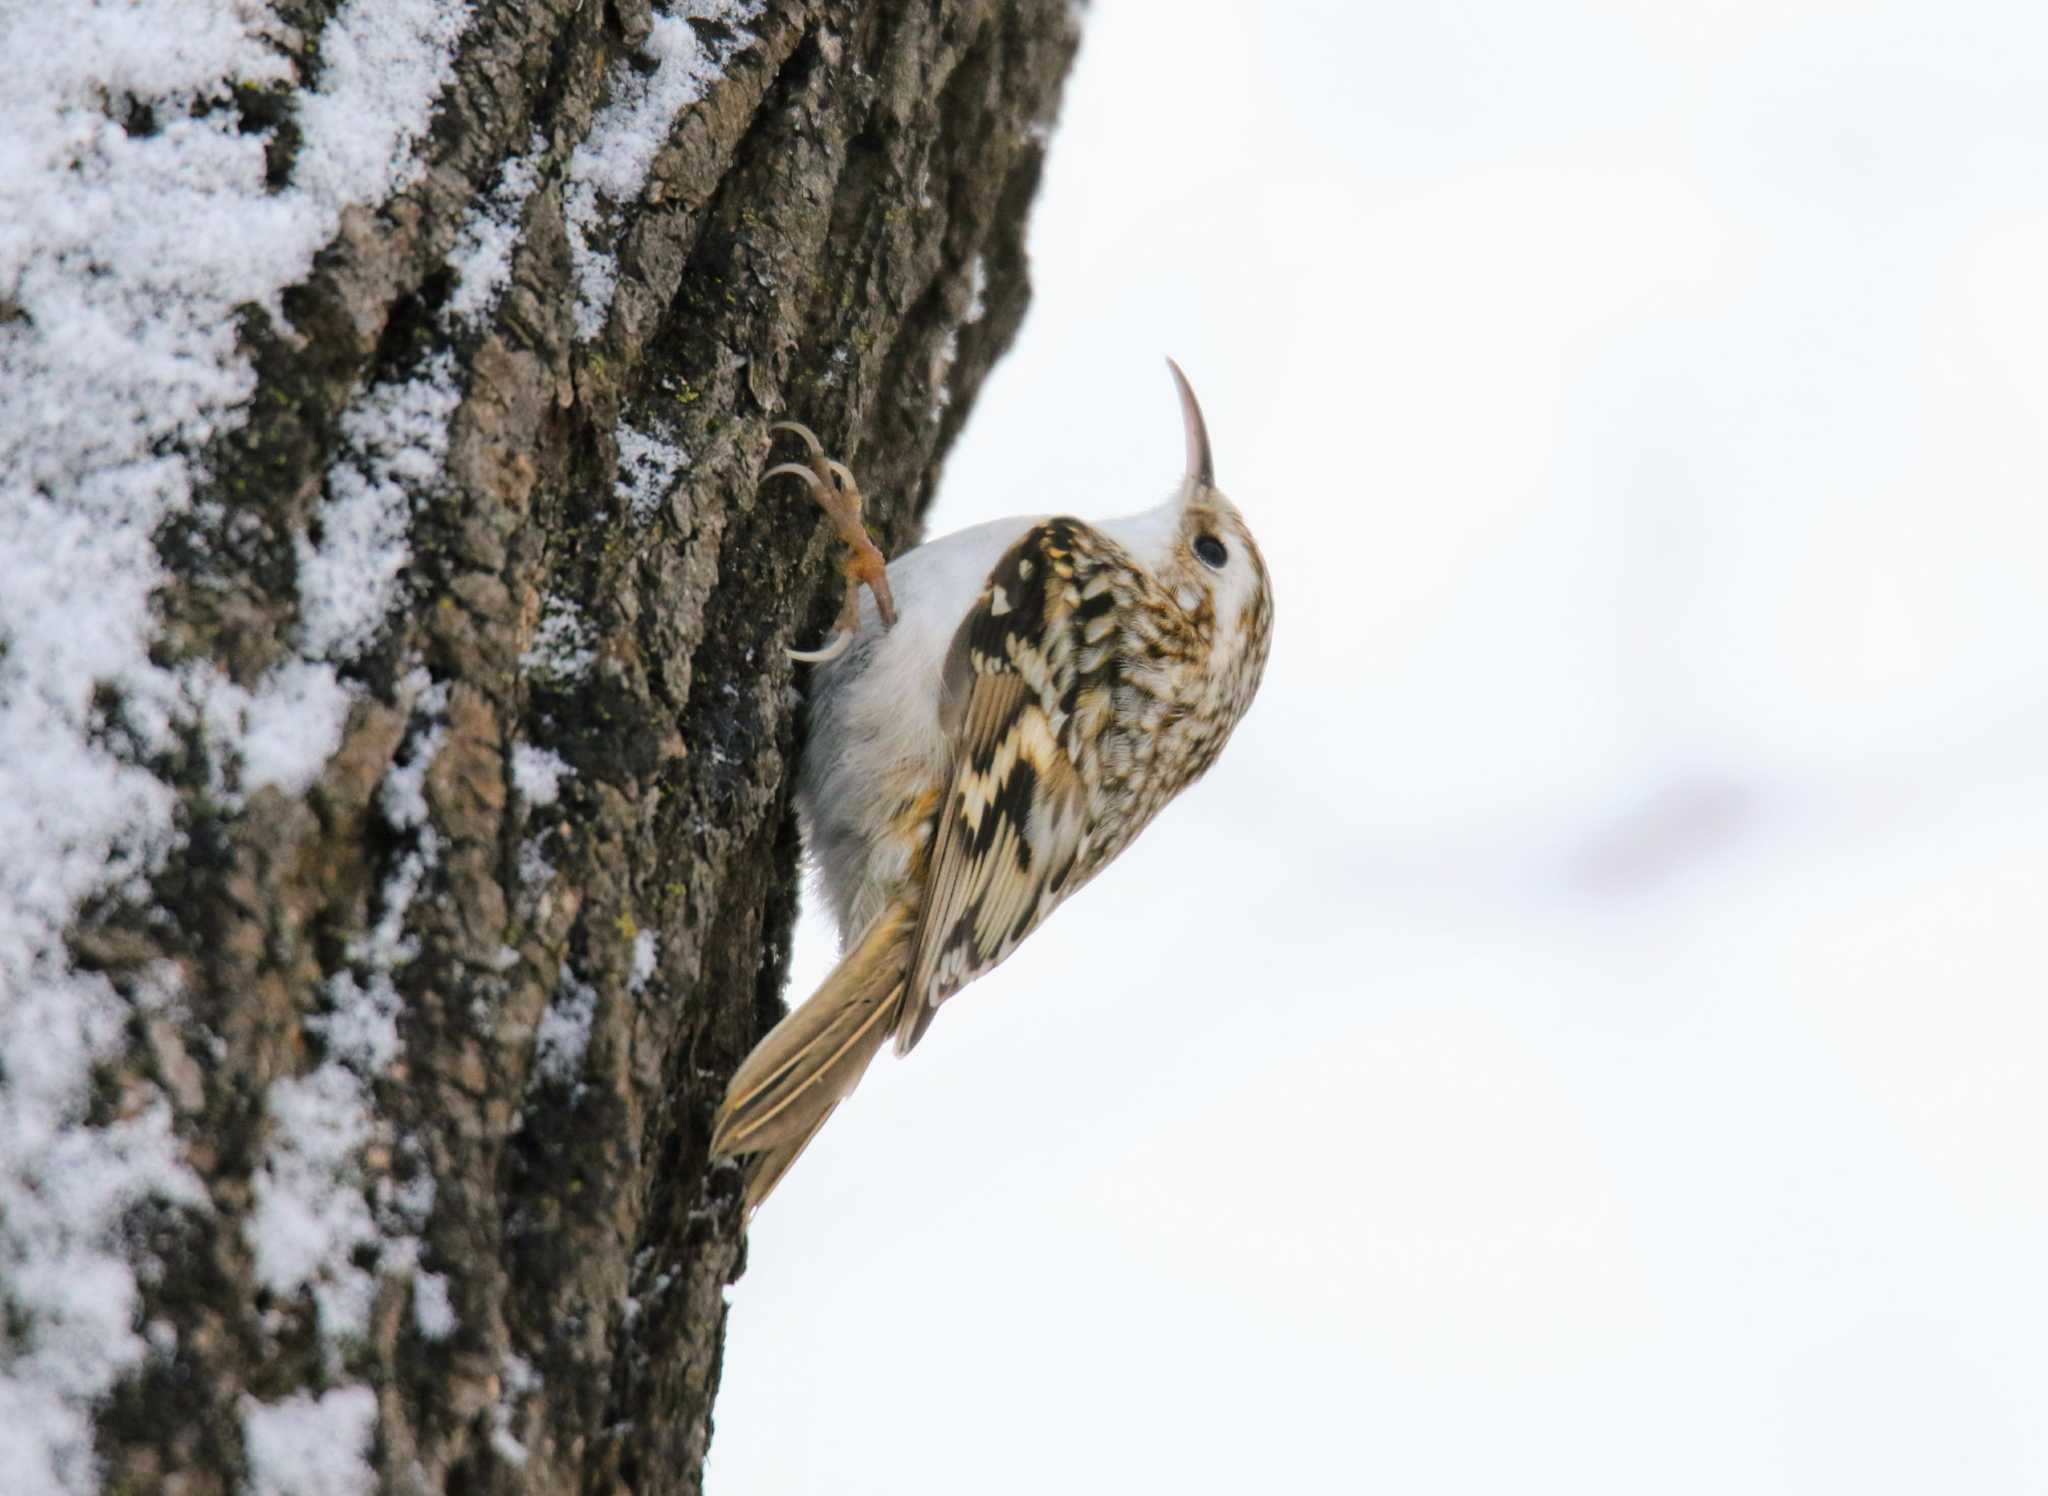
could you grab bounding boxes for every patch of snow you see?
[631,929,659,991]
[965,254,989,323]
[488,1352,541,1466]
[0,1022,202,1495]
[0,0,473,1480]
[566,231,620,341]
[377,671,444,829]
[517,837,556,891]
[447,135,546,324]
[238,661,356,796]
[927,260,990,421]
[522,596,596,677]
[929,328,960,419]
[516,836,560,934]
[249,1064,383,1342]
[411,1270,456,1340]
[533,978,597,1085]
[386,1155,436,1227]
[616,421,688,522]
[312,971,408,1077]
[511,743,570,806]
[246,679,445,1350]
[287,1,474,216]
[241,1386,380,1496]
[564,1,766,338]
[298,354,462,661]
[488,1421,530,1466]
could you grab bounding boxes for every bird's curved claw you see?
[766,422,899,663]
[768,420,825,462]
[762,460,828,493]
[785,630,854,665]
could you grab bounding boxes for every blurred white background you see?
[712,2,2048,1489]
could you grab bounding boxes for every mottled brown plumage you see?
[712,363,1272,1213]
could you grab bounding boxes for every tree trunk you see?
[0,1,1077,1491]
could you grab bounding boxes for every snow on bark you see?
[0,0,473,1485]
[447,136,548,326]
[297,353,463,660]
[565,1,766,338]
[246,675,447,1357]
[240,1386,380,1496]
[616,421,691,523]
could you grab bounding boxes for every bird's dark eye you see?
[1193,534,1228,569]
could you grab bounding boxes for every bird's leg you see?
[767,422,898,663]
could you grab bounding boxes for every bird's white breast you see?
[797,512,1047,943]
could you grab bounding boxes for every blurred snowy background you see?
[712,2,2048,1490]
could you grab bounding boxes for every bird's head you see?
[1141,359,1274,726]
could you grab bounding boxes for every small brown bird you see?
[711,361,1273,1212]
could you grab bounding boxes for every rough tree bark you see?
[1,1,1077,1490]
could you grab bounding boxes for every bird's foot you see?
[766,422,897,663]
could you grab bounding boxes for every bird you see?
[710,360,1273,1214]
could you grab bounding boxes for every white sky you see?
[711,2,2048,1490]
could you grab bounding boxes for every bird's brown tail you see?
[710,900,914,1215]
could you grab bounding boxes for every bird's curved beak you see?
[1166,357,1214,490]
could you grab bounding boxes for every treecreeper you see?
[711,361,1274,1212]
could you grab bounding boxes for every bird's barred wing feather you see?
[894,519,1110,1054]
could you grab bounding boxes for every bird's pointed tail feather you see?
[711,901,913,1214]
